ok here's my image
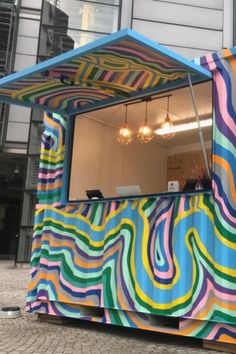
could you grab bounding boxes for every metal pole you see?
[187,72,211,178]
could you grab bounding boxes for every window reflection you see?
[40,0,120,59]
[39,26,104,58]
[42,0,120,33]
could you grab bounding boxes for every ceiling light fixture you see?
[155,118,212,136]
[117,105,133,145]
[160,95,175,140]
[137,100,154,143]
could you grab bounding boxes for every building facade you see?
[0,0,234,262]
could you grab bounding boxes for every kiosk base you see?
[38,313,75,325]
[203,340,236,354]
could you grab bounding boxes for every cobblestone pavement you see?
[0,261,222,354]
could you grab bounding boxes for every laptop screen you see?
[115,185,141,197]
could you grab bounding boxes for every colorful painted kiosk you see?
[0,29,236,347]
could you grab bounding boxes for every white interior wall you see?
[69,117,168,200]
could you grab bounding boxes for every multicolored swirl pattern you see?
[0,31,206,116]
[27,50,236,344]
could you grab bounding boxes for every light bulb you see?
[160,115,175,140]
[137,123,154,143]
[117,123,133,145]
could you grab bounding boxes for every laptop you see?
[86,189,104,199]
[115,185,141,197]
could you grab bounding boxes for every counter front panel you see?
[27,191,236,344]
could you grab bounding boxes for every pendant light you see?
[160,95,175,140]
[117,105,133,145]
[137,100,153,143]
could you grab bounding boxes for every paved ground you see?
[0,261,223,354]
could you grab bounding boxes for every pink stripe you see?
[36,203,49,209]
[103,71,113,81]
[47,301,58,315]
[52,202,62,207]
[110,201,118,213]
[30,266,39,275]
[205,53,217,71]
[178,197,186,214]
[216,73,236,136]
[39,170,63,179]
[133,72,149,89]
[107,45,180,69]
[104,308,112,324]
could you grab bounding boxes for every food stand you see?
[0,29,235,346]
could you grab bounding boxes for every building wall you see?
[121,0,233,59]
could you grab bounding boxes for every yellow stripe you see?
[41,146,65,156]
[12,81,59,99]
[139,199,179,289]
[131,226,196,310]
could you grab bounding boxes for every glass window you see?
[39,25,104,58]
[68,81,212,201]
[42,0,120,33]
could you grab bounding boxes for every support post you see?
[187,73,211,179]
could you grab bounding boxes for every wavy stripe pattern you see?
[27,49,236,344]
[0,38,197,114]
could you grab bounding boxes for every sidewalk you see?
[0,261,221,354]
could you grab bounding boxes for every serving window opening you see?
[68,80,212,201]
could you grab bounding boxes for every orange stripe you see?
[44,113,63,148]
[213,155,236,204]
[179,320,202,336]
[31,240,42,251]
[219,333,236,344]
[38,180,62,191]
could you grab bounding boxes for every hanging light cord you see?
[125,105,128,124]
[167,96,170,117]
[145,100,148,123]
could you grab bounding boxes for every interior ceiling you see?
[81,80,212,149]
